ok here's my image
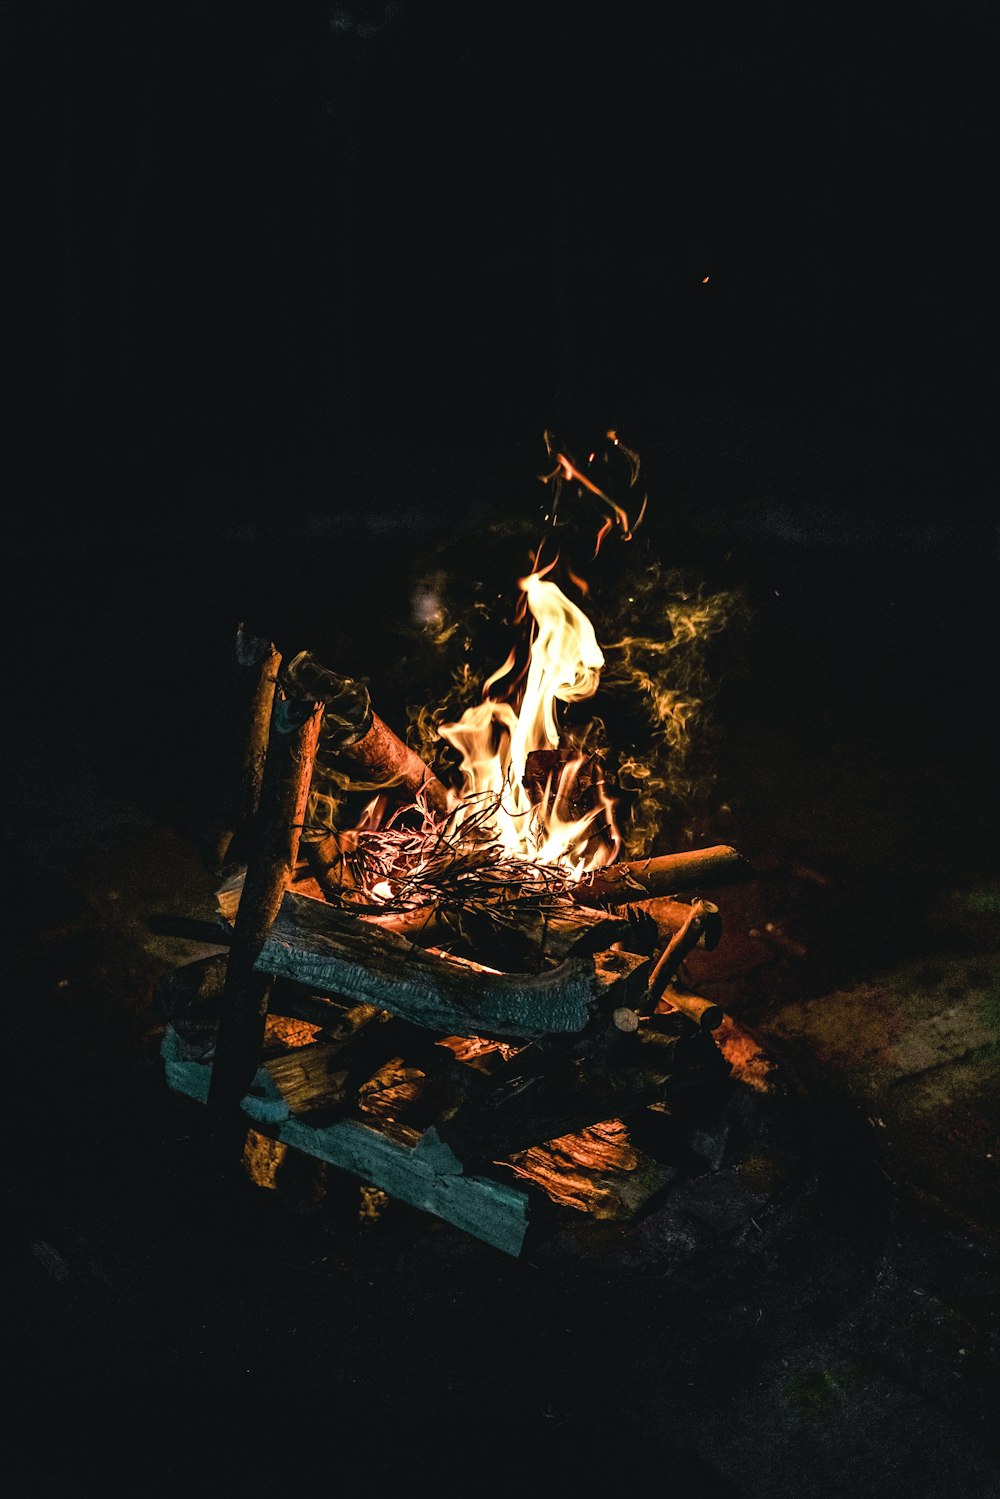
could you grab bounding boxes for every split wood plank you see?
[161,1027,531,1256]
[255,889,651,1040]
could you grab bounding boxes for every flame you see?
[436,568,619,874]
[306,431,739,891]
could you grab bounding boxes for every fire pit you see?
[157,435,799,1258]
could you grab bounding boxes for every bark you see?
[644,901,720,1008]
[212,626,281,871]
[341,712,452,817]
[207,689,324,1140]
[573,844,755,905]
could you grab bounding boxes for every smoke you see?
[596,560,749,855]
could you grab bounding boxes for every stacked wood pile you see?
[155,628,756,1255]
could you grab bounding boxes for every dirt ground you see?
[6,437,1000,1495]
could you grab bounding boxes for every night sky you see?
[10,3,995,532]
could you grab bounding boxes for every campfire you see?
[158,433,761,1256]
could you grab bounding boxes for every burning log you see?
[207,688,324,1135]
[521,747,618,859]
[574,844,755,905]
[255,889,651,1040]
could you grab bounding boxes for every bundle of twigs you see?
[310,790,579,915]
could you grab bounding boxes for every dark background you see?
[9,3,995,520]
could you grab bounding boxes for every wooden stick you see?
[212,626,281,871]
[660,985,725,1031]
[623,895,722,951]
[285,653,452,818]
[337,711,451,817]
[643,900,719,1010]
[207,687,324,1146]
[573,844,754,905]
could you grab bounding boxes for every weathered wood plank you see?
[255,891,651,1040]
[278,1115,532,1256]
[161,1028,532,1256]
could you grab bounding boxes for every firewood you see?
[212,626,281,871]
[276,1113,533,1256]
[499,1122,676,1221]
[573,844,755,905]
[241,1042,353,1123]
[365,896,654,971]
[285,651,452,818]
[207,689,324,1137]
[624,895,723,951]
[644,900,720,1008]
[342,711,452,817]
[164,1024,532,1255]
[659,984,725,1031]
[437,1053,680,1165]
[255,889,651,1040]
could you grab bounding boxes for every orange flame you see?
[437,568,619,874]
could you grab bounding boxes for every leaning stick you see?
[207,684,324,1150]
[212,625,281,870]
[642,900,719,1011]
[624,895,723,952]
